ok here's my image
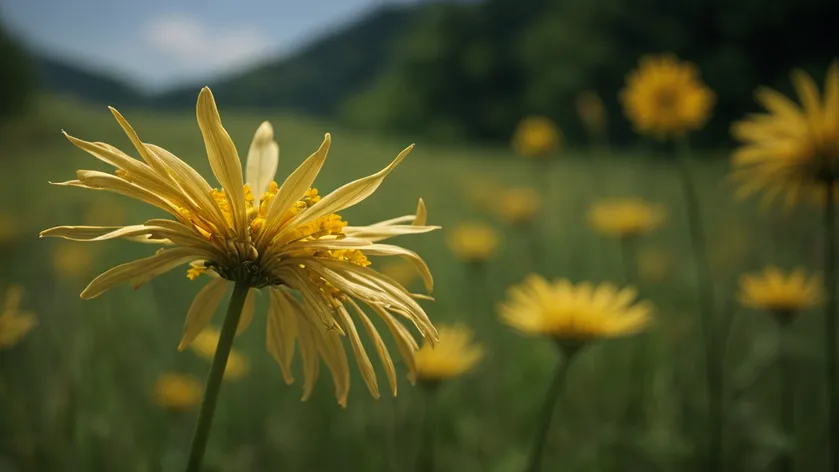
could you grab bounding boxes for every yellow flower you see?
[52,243,95,280]
[153,373,203,411]
[496,187,540,225]
[738,267,822,316]
[447,222,500,263]
[41,87,440,407]
[588,198,665,238]
[190,327,250,381]
[499,275,652,342]
[636,247,672,284]
[731,61,839,207]
[512,116,562,158]
[0,285,38,349]
[379,260,418,288]
[620,54,715,139]
[576,90,607,139]
[414,323,484,382]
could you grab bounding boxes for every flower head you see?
[620,55,715,139]
[576,90,607,138]
[499,275,652,343]
[42,87,440,406]
[512,116,562,159]
[414,323,484,383]
[190,327,250,381]
[738,267,822,317]
[731,61,839,207]
[154,373,203,411]
[0,285,37,349]
[496,187,540,225]
[588,198,665,238]
[447,222,500,263]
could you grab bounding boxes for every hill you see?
[33,55,145,107]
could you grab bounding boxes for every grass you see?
[0,95,830,471]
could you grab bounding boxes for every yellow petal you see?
[362,243,434,293]
[178,278,229,350]
[348,298,397,396]
[70,170,176,214]
[108,107,169,176]
[335,303,379,398]
[267,288,298,384]
[313,322,351,407]
[236,288,256,335]
[414,198,427,226]
[245,121,280,198]
[81,247,205,299]
[342,224,440,243]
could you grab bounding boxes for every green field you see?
[0,96,828,471]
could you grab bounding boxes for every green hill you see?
[33,55,144,107]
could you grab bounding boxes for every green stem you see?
[619,236,646,430]
[619,236,637,286]
[824,179,838,472]
[417,385,438,472]
[185,280,249,472]
[526,351,575,472]
[778,323,794,472]
[674,142,723,472]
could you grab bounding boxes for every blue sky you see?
[0,0,411,91]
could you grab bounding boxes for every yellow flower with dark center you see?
[414,323,484,383]
[512,116,562,159]
[739,267,822,315]
[0,285,38,349]
[447,222,500,263]
[620,55,715,139]
[576,90,607,139]
[497,187,540,225]
[154,373,203,411]
[41,87,440,407]
[52,243,95,280]
[189,327,250,381]
[499,275,652,342]
[588,198,665,238]
[731,61,839,207]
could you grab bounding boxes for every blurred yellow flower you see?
[41,87,440,406]
[190,327,250,381]
[0,213,22,245]
[499,275,652,343]
[447,222,500,263]
[739,267,822,316]
[379,260,418,288]
[620,54,715,139]
[636,248,673,284]
[52,243,94,280]
[497,187,541,225]
[0,285,38,349]
[414,323,484,383]
[512,116,562,159]
[576,90,607,140]
[153,373,203,411]
[464,176,503,212]
[588,198,665,238]
[731,61,839,207]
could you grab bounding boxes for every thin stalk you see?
[619,235,646,429]
[824,179,838,472]
[185,280,250,472]
[532,159,553,275]
[417,385,438,472]
[675,141,723,472]
[778,322,794,472]
[619,236,637,286]
[526,350,575,472]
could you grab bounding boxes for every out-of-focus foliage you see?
[0,19,33,121]
[33,56,144,107]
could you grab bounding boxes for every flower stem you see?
[185,280,249,472]
[417,385,438,472]
[619,236,637,286]
[778,323,795,472]
[675,141,723,472]
[526,349,575,472]
[824,179,838,472]
[619,236,646,429]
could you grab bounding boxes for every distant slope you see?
[151,4,421,115]
[33,54,144,107]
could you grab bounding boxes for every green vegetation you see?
[0,19,34,121]
[0,97,828,471]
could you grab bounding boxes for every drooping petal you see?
[335,303,379,398]
[178,278,229,350]
[267,287,298,384]
[347,298,397,396]
[361,244,434,293]
[245,121,280,198]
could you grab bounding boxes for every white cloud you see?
[144,16,273,78]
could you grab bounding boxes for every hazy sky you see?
[1,0,409,91]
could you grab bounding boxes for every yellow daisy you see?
[620,54,715,139]
[154,373,203,411]
[512,116,562,159]
[731,61,839,207]
[588,198,665,238]
[738,267,822,316]
[447,222,500,263]
[414,323,484,383]
[496,187,541,225]
[499,275,652,343]
[41,87,440,406]
[0,285,38,349]
[189,327,250,381]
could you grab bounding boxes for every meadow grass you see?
[0,96,829,471]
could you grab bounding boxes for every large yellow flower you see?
[499,275,652,342]
[414,323,484,383]
[588,198,665,238]
[512,116,562,159]
[41,87,440,406]
[738,267,822,316]
[154,373,203,411]
[447,222,500,263]
[0,285,38,349]
[731,61,839,207]
[620,55,715,139]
